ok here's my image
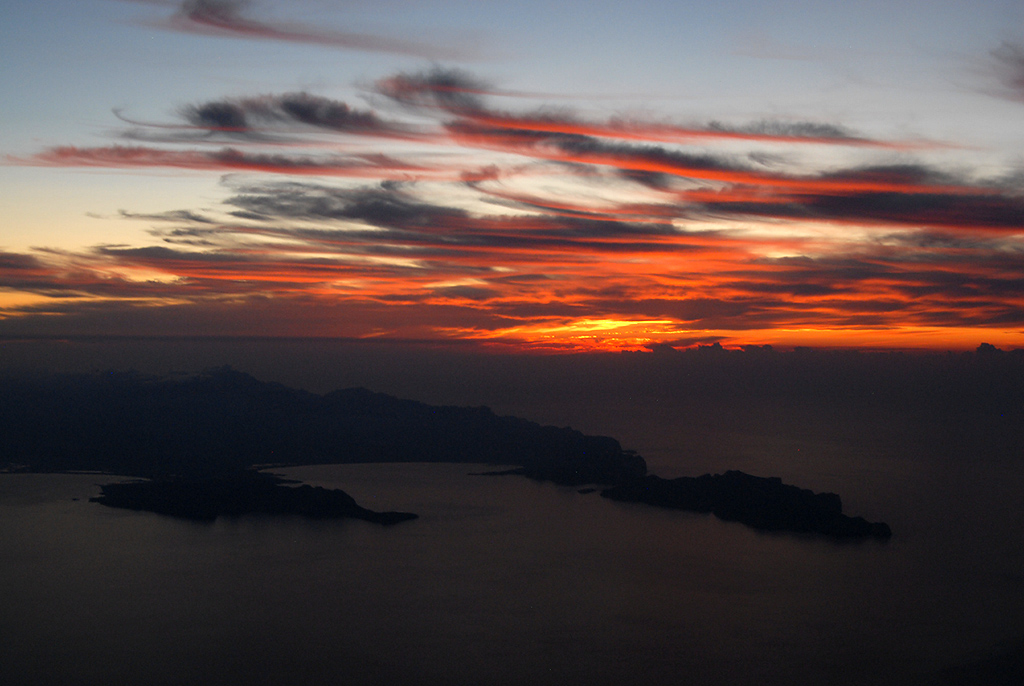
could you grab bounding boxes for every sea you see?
[2,340,1023,685]
[3,454,1024,686]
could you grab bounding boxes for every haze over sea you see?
[2,338,1023,685]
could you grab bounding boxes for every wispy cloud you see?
[183,93,402,136]
[136,0,481,60]
[17,145,457,181]
[993,41,1024,101]
[378,69,933,149]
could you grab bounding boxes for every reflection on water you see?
[2,461,1023,686]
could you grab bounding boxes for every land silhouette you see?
[2,366,894,537]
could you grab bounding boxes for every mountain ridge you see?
[0,366,645,485]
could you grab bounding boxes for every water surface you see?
[2,461,1023,686]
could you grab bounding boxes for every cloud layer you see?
[5,65,1024,350]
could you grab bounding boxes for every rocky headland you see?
[600,470,892,539]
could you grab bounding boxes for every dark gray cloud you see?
[179,93,404,139]
[119,209,216,224]
[706,119,854,140]
[742,254,1024,302]
[703,188,1024,231]
[552,134,743,174]
[376,69,490,113]
[96,245,250,262]
[818,163,956,187]
[878,230,1024,252]
[226,182,468,228]
[0,251,46,272]
[225,181,681,245]
[183,100,248,131]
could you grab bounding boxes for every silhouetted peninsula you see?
[601,471,892,539]
[2,368,893,538]
[90,471,417,524]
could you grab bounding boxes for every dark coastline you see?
[5,367,890,538]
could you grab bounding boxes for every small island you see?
[90,471,418,525]
[600,470,892,539]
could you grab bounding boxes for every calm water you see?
[2,459,1024,686]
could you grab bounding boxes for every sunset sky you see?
[2,0,1024,351]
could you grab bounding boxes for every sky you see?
[2,0,1024,352]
